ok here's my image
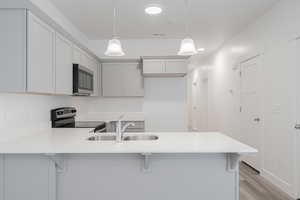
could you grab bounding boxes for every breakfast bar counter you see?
[0,130,256,200]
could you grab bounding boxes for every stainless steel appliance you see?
[73,64,94,96]
[51,107,106,133]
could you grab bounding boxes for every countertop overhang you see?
[0,129,257,154]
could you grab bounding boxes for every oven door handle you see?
[90,125,107,133]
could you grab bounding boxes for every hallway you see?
[240,163,294,200]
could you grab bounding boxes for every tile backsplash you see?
[0,93,71,141]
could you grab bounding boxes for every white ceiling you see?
[50,0,279,52]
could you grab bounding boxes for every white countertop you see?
[0,129,257,154]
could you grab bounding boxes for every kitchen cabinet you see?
[90,58,100,96]
[0,9,99,96]
[27,12,55,94]
[143,60,165,74]
[72,46,101,96]
[1,155,56,200]
[102,62,144,97]
[0,9,27,93]
[72,45,82,64]
[55,33,73,95]
[142,59,187,77]
[165,60,187,74]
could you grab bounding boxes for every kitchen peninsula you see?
[0,130,256,200]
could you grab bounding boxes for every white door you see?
[240,56,262,171]
[262,40,297,196]
[289,38,300,199]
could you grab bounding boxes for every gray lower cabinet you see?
[0,154,237,200]
[0,155,56,200]
[102,62,144,97]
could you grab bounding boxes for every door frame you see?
[239,54,264,172]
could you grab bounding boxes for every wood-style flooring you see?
[240,162,295,200]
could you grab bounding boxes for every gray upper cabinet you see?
[27,12,55,94]
[165,59,187,74]
[143,60,165,74]
[142,58,187,77]
[55,33,73,95]
[102,62,144,97]
[0,9,99,96]
[0,9,27,93]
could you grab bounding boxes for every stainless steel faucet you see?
[116,114,135,143]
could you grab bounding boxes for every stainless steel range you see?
[51,107,106,133]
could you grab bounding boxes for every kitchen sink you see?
[87,135,116,141]
[86,134,159,141]
[123,135,159,141]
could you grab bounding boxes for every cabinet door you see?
[80,51,89,67]
[165,60,187,74]
[98,63,102,96]
[27,12,54,94]
[4,155,56,200]
[0,9,27,93]
[90,59,99,96]
[72,46,81,64]
[143,60,165,74]
[55,33,73,95]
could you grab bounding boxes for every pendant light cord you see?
[113,0,117,38]
[184,0,189,37]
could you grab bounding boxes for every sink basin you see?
[123,135,159,141]
[87,134,159,141]
[87,135,116,141]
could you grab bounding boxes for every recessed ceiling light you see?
[145,5,162,15]
[197,48,205,52]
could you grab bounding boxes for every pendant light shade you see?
[104,0,125,57]
[105,38,125,56]
[178,0,198,56]
[178,38,197,56]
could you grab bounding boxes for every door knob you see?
[254,118,260,122]
[294,124,300,130]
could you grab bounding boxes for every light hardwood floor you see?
[239,162,294,200]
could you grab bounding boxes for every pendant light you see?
[178,0,197,56]
[105,0,125,56]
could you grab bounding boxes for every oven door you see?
[73,64,94,95]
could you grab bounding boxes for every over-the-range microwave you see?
[73,64,94,96]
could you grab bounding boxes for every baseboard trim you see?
[241,161,260,174]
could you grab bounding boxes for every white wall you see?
[187,67,208,131]
[72,77,188,132]
[144,78,187,132]
[0,94,71,142]
[188,0,300,198]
